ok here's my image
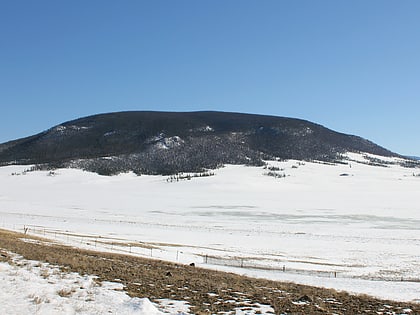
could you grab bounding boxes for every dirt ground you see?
[0,228,418,314]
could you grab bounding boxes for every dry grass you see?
[57,288,75,298]
[0,228,418,314]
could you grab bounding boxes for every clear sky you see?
[1,1,419,156]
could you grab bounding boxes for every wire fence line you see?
[2,223,419,284]
[203,254,338,278]
[18,224,196,264]
[202,255,420,283]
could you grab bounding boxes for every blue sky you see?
[1,1,419,155]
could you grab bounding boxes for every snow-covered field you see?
[1,153,419,303]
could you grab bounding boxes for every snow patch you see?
[52,125,90,133]
[155,136,184,150]
[104,131,117,137]
[0,252,186,314]
[199,125,214,132]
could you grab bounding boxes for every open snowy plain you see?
[1,153,419,305]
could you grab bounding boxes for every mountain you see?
[0,111,399,175]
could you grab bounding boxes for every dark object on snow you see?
[189,263,195,267]
[298,295,312,303]
[0,251,9,261]
[339,173,350,176]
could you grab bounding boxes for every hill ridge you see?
[0,111,398,175]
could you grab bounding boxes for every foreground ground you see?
[0,229,418,315]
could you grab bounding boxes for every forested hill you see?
[0,111,398,175]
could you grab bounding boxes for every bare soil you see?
[0,228,418,314]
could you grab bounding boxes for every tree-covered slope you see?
[0,111,397,174]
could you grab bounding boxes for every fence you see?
[203,254,339,278]
[3,223,419,283]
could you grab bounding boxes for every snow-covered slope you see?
[0,153,419,303]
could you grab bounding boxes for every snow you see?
[52,125,90,133]
[148,134,184,149]
[156,136,184,149]
[200,125,214,132]
[0,152,419,305]
[344,151,408,165]
[0,252,185,315]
